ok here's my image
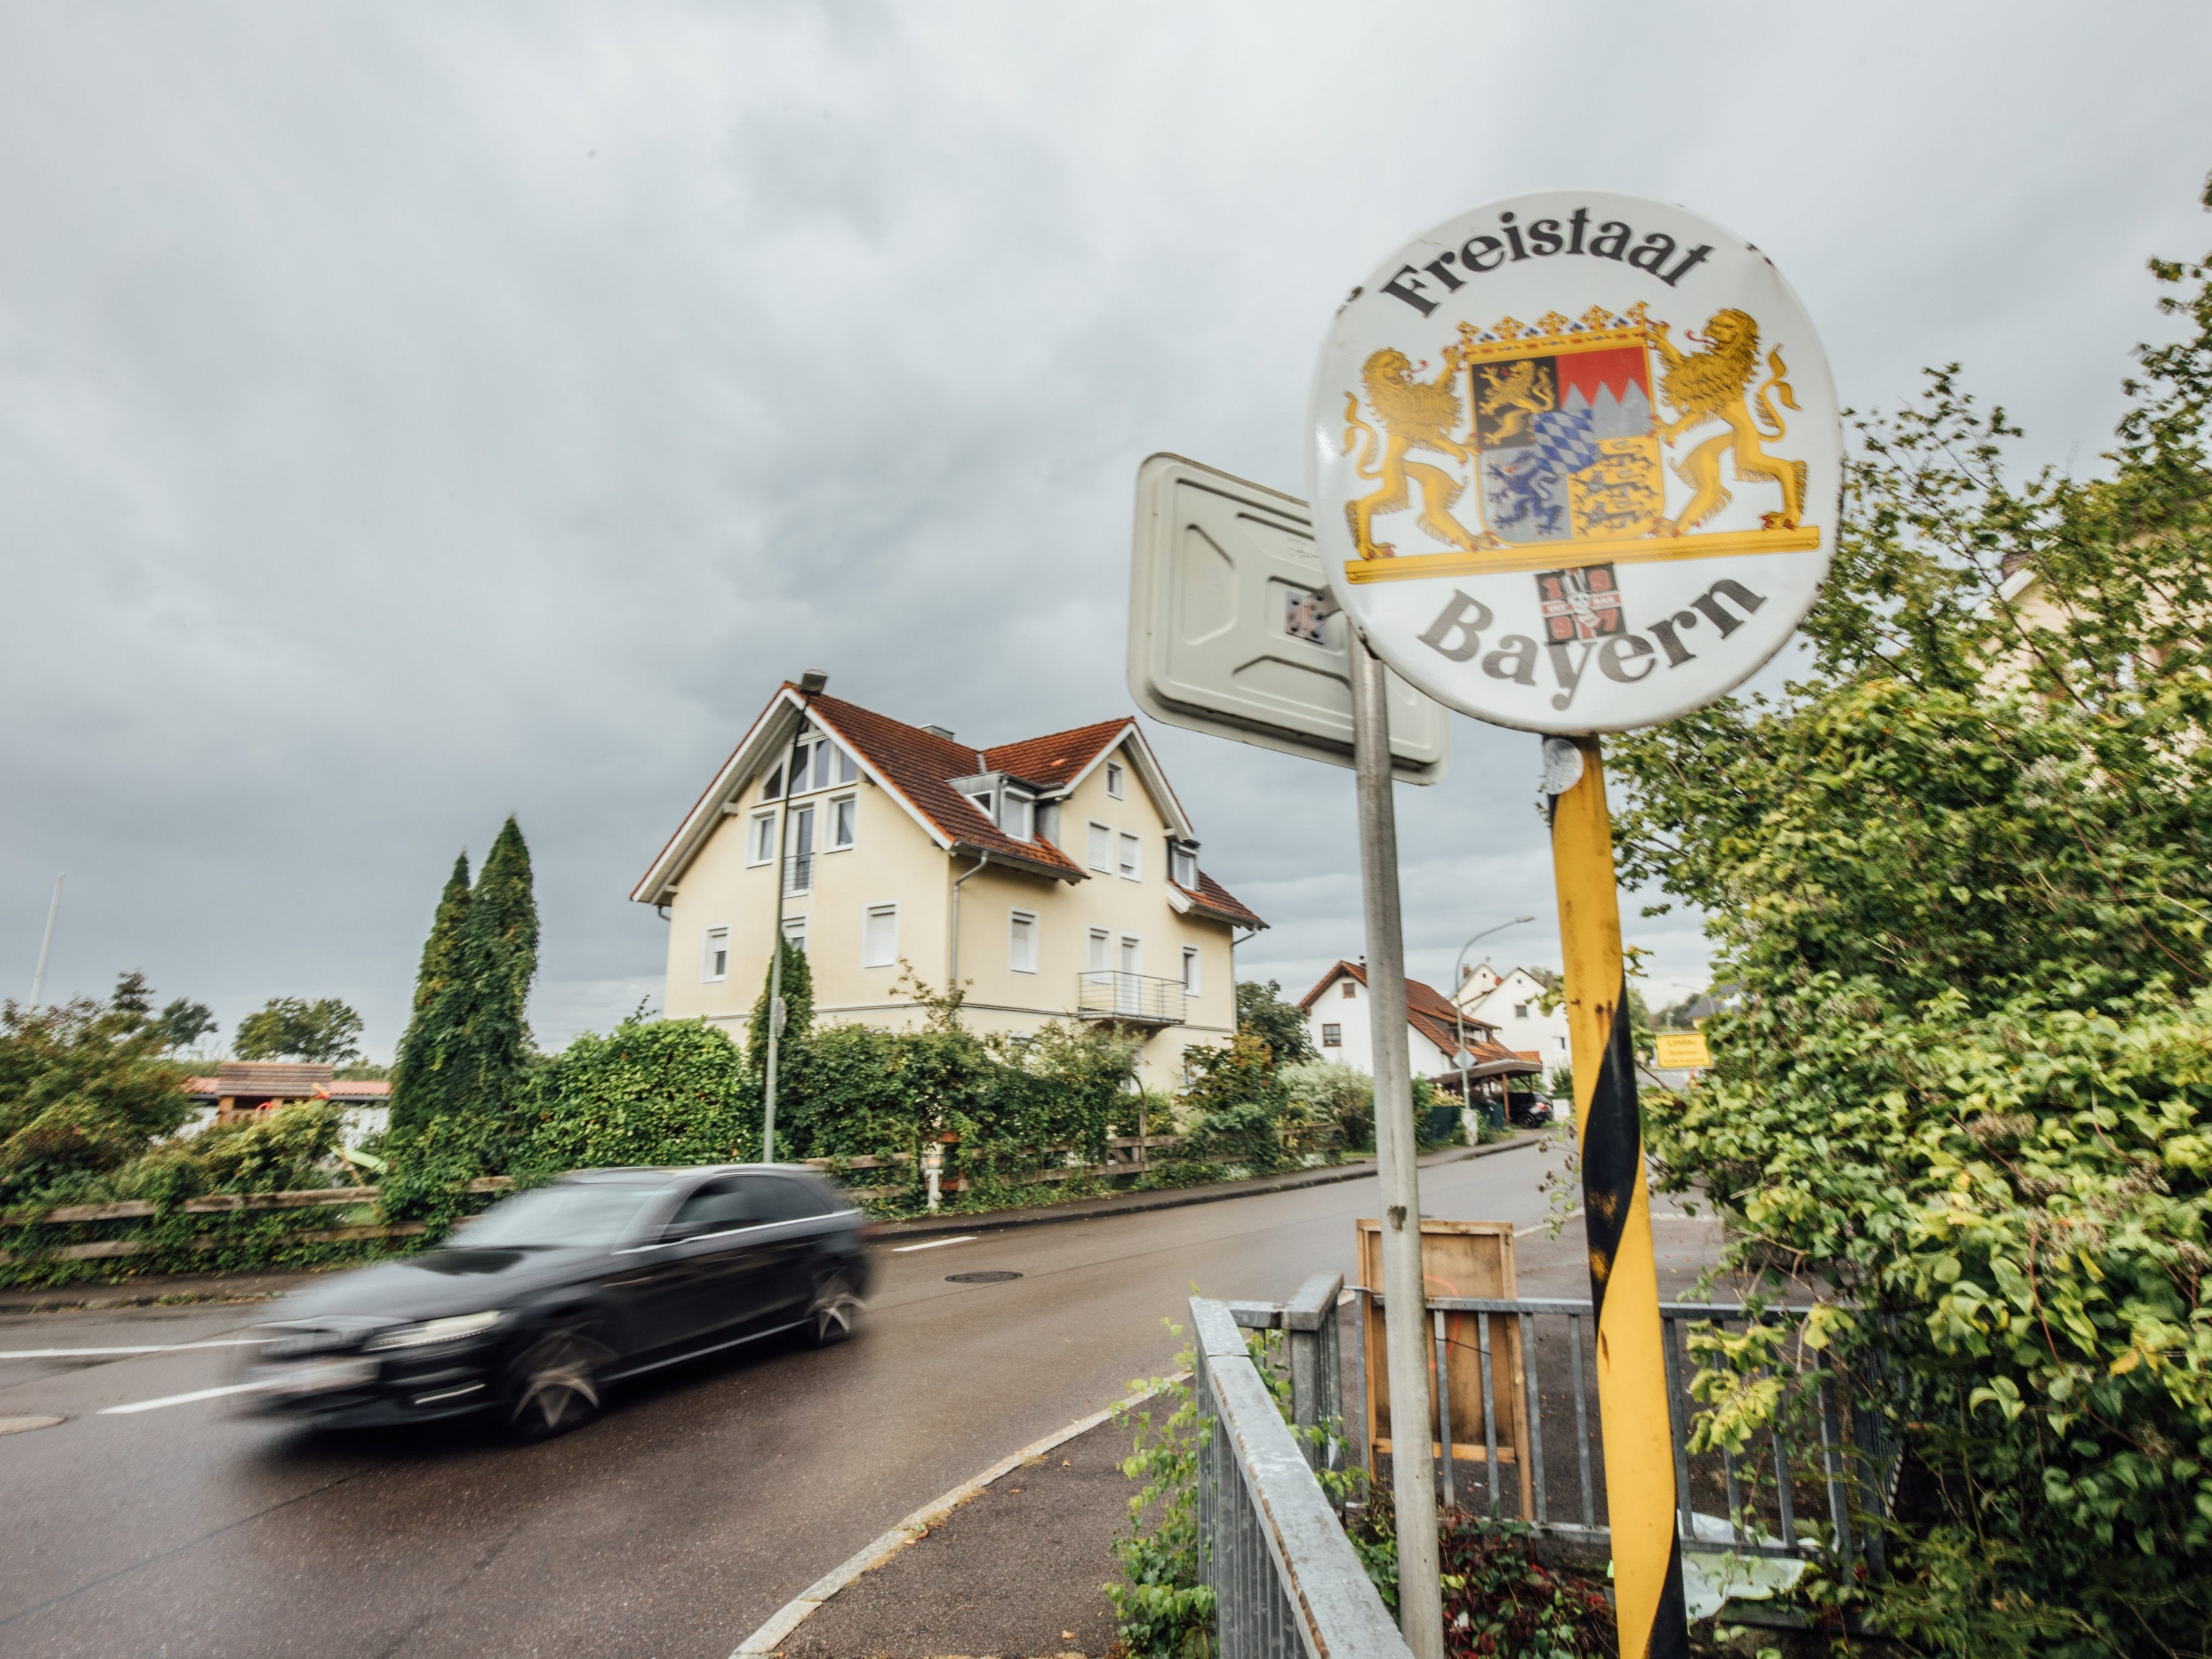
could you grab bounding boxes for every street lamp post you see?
[1453,915,1535,1135]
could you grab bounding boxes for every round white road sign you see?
[1310,191,1840,733]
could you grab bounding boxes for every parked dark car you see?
[1505,1091,1554,1129]
[239,1165,871,1438]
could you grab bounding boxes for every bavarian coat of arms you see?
[1339,304,1814,581]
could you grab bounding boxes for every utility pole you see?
[761,670,828,1165]
[1451,915,1533,1135]
[1347,634,1443,1659]
[29,872,63,1007]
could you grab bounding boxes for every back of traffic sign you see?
[1128,453,1450,782]
[1310,190,1840,733]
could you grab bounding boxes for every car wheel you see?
[804,1273,862,1347]
[504,1327,604,1441]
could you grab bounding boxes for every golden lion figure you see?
[1340,346,1485,558]
[1649,308,1808,533]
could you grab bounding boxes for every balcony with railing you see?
[1075,970,1186,1027]
[782,852,813,896]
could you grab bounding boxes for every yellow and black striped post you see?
[1549,734,1689,1659]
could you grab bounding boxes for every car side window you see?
[739,1175,822,1222]
[671,1179,756,1233]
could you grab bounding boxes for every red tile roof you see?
[982,719,1133,788]
[1297,959,1504,1056]
[1174,874,1266,931]
[810,694,1085,878]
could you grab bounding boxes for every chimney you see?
[922,724,956,740]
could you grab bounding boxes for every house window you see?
[702,926,730,982]
[782,724,853,798]
[1001,790,1034,842]
[1181,946,1200,994]
[785,804,815,895]
[1087,822,1112,872]
[861,904,898,969]
[747,812,775,866]
[1106,761,1125,799]
[1513,1003,1528,1019]
[1087,928,1111,979]
[781,914,807,954]
[1119,935,1142,976]
[969,790,994,819]
[1341,980,1357,999]
[1170,843,1197,888]
[1321,1022,1341,1047]
[1118,833,1140,881]
[1009,910,1038,973]
[762,763,783,801]
[829,795,857,850]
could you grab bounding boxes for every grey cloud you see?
[4,2,2207,1053]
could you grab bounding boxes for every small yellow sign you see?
[1652,1031,1712,1069]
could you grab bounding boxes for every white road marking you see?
[890,1234,977,1253]
[0,1339,264,1360]
[99,1381,265,1415]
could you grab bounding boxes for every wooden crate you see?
[1355,1218,1533,1516]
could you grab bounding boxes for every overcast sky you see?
[5,4,2209,1059]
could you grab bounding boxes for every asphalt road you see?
[0,1138,1724,1658]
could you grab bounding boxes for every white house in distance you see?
[1453,963,1570,1080]
[631,680,1267,1090]
[1296,960,1538,1106]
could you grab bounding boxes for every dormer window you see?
[1169,841,1197,888]
[1000,789,1035,842]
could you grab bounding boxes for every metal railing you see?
[782,852,813,895]
[1191,1279,1411,1659]
[1075,970,1186,1025]
[1353,1290,1894,1570]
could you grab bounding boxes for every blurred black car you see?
[240,1165,871,1439]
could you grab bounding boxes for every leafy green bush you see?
[527,1016,754,1173]
[1609,191,2212,1655]
[1282,1059,1374,1152]
[0,975,194,1207]
[1105,1332,1216,1659]
[125,1101,349,1200]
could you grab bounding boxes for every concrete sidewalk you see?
[775,1398,1150,1659]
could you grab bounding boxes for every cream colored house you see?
[632,681,1267,1089]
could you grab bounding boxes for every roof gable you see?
[1298,959,1500,1052]
[634,687,1225,904]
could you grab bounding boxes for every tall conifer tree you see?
[436,817,539,1158]
[388,851,470,1140]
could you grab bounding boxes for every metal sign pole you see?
[1547,735,1689,1659]
[1348,632,1444,1659]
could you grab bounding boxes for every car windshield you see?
[452,1183,669,1248]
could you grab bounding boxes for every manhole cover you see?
[0,1415,64,1435]
[945,1270,1023,1284]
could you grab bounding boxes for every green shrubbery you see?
[1609,192,2212,1654]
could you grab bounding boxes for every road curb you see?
[875,1131,1549,1242]
[728,1375,1188,1657]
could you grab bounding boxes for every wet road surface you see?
[0,1138,1722,1658]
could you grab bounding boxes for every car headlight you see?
[363,1311,504,1352]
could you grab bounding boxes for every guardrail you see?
[1352,1288,1893,1572]
[1191,1279,1411,1659]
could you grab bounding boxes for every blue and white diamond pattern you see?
[1529,406,1599,476]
